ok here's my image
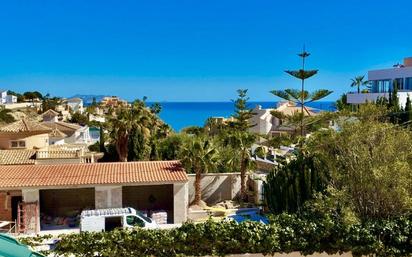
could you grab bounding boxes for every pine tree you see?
[271,48,332,137]
[232,89,254,131]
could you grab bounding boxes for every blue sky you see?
[0,0,411,102]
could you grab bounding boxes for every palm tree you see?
[350,75,369,93]
[180,135,218,205]
[223,130,256,202]
[109,100,152,162]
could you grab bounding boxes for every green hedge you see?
[22,215,412,257]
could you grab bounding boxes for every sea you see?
[149,101,337,132]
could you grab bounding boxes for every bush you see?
[307,119,412,219]
[22,215,412,257]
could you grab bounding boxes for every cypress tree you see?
[99,125,106,153]
[405,95,412,123]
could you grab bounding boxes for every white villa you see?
[249,102,317,136]
[347,57,412,107]
[66,97,84,114]
[0,90,17,104]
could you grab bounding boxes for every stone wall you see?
[188,173,241,205]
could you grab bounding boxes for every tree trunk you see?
[240,151,248,202]
[193,169,202,205]
[116,134,129,162]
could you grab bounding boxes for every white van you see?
[80,207,159,232]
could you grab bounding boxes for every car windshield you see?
[126,215,144,227]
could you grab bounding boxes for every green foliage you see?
[271,51,332,137]
[181,126,204,135]
[23,91,43,101]
[350,75,369,94]
[231,89,255,131]
[307,118,412,219]
[335,94,351,111]
[180,135,218,204]
[264,153,330,214]
[41,94,62,112]
[69,112,89,126]
[23,216,412,257]
[127,127,151,161]
[107,99,167,162]
[404,95,412,123]
[0,108,15,124]
[157,133,188,160]
[285,69,318,80]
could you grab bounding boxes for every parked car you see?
[80,207,159,232]
[0,233,45,257]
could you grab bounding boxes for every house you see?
[41,121,92,145]
[347,57,412,107]
[66,98,84,114]
[0,144,103,166]
[0,90,17,104]
[0,160,188,233]
[41,109,60,122]
[249,102,317,136]
[100,96,128,109]
[0,119,52,150]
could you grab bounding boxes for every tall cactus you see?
[263,153,329,214]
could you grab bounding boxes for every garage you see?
[40,188,95,230]
[122,185,174,223]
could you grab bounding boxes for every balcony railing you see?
[36,149,83,159]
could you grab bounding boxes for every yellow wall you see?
[0,133,49,149]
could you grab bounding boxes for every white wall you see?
[347,92,412,108]
[173,183,188,223]
[369,66,412,81]
[95,186,122,209]
[188,173,241,205]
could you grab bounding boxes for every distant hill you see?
[69,95,107,105]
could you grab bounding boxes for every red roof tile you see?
[0,161,187,188]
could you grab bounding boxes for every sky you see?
[0,0,412,102]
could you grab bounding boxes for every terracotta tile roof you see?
[67,98,83,103]
[0,150,36,165]
[0,160,187,188]
[41,121,82,137]
[49,128,67,138]
[41,109,59,117]
[0,119,52,133]
[276,102,317,116]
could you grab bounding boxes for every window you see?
[10,140,26,148]
[126,215,145,227]
[406,77,412,90]
[394,78,404,90]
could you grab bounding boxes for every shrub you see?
[21,216,412,257]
